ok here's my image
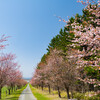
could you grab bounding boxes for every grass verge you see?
[30,85,100,100]
[30,84,67,100]
[1,85,27,100]
[30,84,50,100]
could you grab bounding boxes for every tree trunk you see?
[48,84,51,94]
[14,86,16,92]
[6,90,7,96]
[41,82,44,91]
[82,82,85,93]
[89,84,94,91]
[11,87,13,93]
[57,86,61,98]
[0,87,2,99]
[64,83,70,99]
[16,87,17,90]
[71,90,73,99]
[8,89,11,95]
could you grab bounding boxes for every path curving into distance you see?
[18,84,37,100]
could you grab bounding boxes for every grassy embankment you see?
[30,84,67,100]
[1,85,27,100]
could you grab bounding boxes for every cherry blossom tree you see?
[0,35,9,50]
[0,35,26,99]
[31,0,100,99]
[31,48,78,99]
[63,0,100,92]
[0,53,16,98]
[7,67,22,94]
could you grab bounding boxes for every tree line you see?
[0,35,27,99]
[31,0,100,99]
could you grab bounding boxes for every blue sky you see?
[0,0,84,78]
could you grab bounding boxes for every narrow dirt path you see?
[18,84,37,100]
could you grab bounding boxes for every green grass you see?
[30,84,51,100]
[1,85,27,100]
[30,85,100,100]
[30,84,67,100]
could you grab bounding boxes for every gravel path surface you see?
[18,84,37,100]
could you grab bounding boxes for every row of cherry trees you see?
[0,35,27,99]
[31,0,100,99]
